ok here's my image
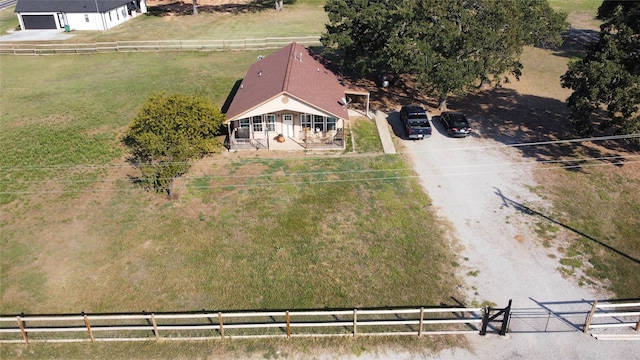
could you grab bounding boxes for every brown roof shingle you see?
[225,43,357,122]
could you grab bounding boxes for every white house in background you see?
[14,0,147,31]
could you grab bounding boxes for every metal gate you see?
[480,300,512,336]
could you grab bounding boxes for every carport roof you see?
[15,0,133,13]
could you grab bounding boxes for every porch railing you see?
[300,128,344,149]
[226,128,344,150]
[228,135,268,150]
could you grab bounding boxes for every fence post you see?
[16,316,29,344]
[286,311,291,338]
[480,307,489,335]
[353,309,357,337]
[218,312,224,339]
[500,300,512,336]
[584,300,598,334]
[151,313,160,341]
[83,314,95,342]
[635,317,639,331]
[418,307,424,336]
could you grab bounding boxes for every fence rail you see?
[0,36,322,55]
[584,300,640,340]
[0,306,485,344]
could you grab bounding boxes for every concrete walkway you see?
[372,110,397,154]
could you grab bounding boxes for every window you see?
[301,114,312,130]
[327,117,337,131]
[108,11,112,21]
[266,114,276,131]
[252,116,263,132]
[239,118,250,129]
[85,14,89,22]
[313,115,324,132]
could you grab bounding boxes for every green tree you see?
[125,93,224,196]
[321,0,567,110]
[561,3,640,136]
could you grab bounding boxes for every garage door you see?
[22,15,57,30]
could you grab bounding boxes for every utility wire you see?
[2,158,638,195]
[2,154,639,185]
[1,133,639,171]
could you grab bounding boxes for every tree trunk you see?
[437,96,448,112]
[192,0,198,15]
[479,78,492,90]
[167,177,174,198]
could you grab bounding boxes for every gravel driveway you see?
[394,111,638,359]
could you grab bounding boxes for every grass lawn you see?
[0,0,638,358]
[531,163,640,298]
[0,7,18,33]
[0,48,465,358]
[0,1,328,42]
[548,0,602,30]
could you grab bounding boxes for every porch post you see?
[366,93,370,117]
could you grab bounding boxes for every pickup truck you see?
[400,105,432,139]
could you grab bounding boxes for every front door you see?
[283,114,294,137]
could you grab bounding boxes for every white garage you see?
[15,0,147,31]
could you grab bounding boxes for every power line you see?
[1,133,638,171]
[2,158,638,195]
[397,133,640,155]
[2,154,639,185]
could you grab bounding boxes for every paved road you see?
[0,0,17,11]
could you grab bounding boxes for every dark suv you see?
[440,111,471,137]
[400,105,432,139]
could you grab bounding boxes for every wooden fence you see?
[0,36,321,55]
[583,300,640,340]
[0,306,485,344]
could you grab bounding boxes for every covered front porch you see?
[226,111,346,151]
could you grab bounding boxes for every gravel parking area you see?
[396,111,637,359]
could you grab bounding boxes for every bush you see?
[125,93,225,195]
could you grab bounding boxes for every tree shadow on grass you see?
[550,28,600,59]
[147,0,294,16]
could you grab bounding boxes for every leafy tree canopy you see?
[597,0,640,32]
[125,93,224,195]
[561,2,640,136]
[321,0,567,109]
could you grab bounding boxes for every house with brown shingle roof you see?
[225,42,369,150]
